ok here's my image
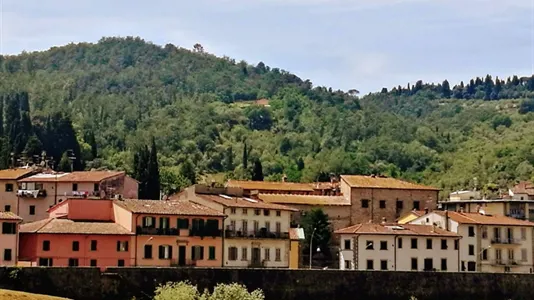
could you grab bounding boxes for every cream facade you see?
[0,212,22,266]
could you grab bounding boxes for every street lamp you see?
[309,227,317,269]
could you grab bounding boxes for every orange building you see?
[0,211,22,266]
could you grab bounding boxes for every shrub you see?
[154,281,264,300]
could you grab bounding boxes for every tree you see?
[87,131,98,159]
[180,159,197,185]
[300,208,332,259]
[441,80,451,98]
[146,137,161,200]
[245,106,272,131]
[252,159,263,181]
[242,142,248,169]
[224,146,234,171]
[154,281,264,300]
[519,99,534,114]
[58,151,72,172]
[24,134,43,159]
[160,167,191,196]
[134,145,150,199]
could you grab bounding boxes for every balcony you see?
[490,259,521,266]
[62,191,100,198]
[507,209,526,220]
[170,259,197,267]
[136,226,180,236]
[189,228,223,238]
[136,226,222,237]
[225,229,289,239]
[490,238,521,245]
[17,189,47,198]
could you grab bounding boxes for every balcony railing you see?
[17,189,47,198]
[136,226,222,237]
[491,259,521,266]
[248,260,266,268]
[170,259,197,267]
[63,191,100,198]
[225,229,289,239]
[190,228,223,237]
[136,226,180,236]
[490,238,521,245]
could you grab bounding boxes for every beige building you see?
[175,185,300,268]
[410,211,534,273]
[226,180,340,196]
[0,211,22,266]
[0,168,36,213]
[17,171,138,222]
[339,175,439,224]
[336,223,460,272]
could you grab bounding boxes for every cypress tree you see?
[242,141,248,169]
[0,95,4,137]
[147,138,161,200]
[441,80,451,98]
[252,159,263,181]
[58,152,72,172]
[87,131,98,159]
[137,145,150,199]
[224,146,234,171]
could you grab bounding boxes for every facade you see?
[258,194,351,231]
[176,185,300,268]
[336,223,460,272]
[0,168,37,213]
[17,171,138,223]
[449,190,482,201]
[340,175,439,224]
[226,180,339,196]
[0,211,22,266]
[397,210,427,224]
[410,211,534,273]
[113,199,225,267]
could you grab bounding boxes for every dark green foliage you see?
[519,99,534,114]
[180,160,197,185]
[134,145,150,199]
[58,152,72,172]
[146,138,161,200]
[491,115,512,130]
[245,106,272,131]
[242,142,248,169]
[441,80,451,98]
[301,208,332,256]
[252,159,263,181]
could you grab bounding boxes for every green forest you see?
[1,36,534,199]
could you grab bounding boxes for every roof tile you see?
[335,223,459,237]
[20,218,133,235]
[435,211,534,226]
[114,199,225,216]
[341,175,439,191]
[0,168,35,180]
[259,194,349,206]
[227,180,315,192]
[19,171,125,183]
[0,211,22,221]
[198,194,298,211]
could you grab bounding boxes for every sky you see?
[0,0,533,93]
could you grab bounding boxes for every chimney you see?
[445,210,450,231]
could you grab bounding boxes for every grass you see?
[0,289,69,300]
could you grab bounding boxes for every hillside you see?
[1,36,534,199]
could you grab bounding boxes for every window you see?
[424,258,433,271]
[118,259,125,267]
[426,239,432,250]
[411,258,418,270]
[265,221,271,232]
[344,260,351,269]
[177,218,189,229]
[93,183,99,192]
[254,221,259,232]
[482,226,488,239]
[380,241,388,250]
[493,227,501,240]
[275,248,281,261]
[5,184,13,192]
[159,217,170,229]
[508,249,514,260]
[441,239,447,250]
[396,200,403,210]
[380,260,388,270]
[254,209,261,216]
[230,208,236,214]
[521,228,527,240]
[467,261,476,271]
[366,241,374,250]
[468,226,475,237]
[379,200,386,209]
[276,222,281,234]
[158,245,173,259]
[117,241,128,252]
[2,222,16,234]
[398,238,403,249]
[209,246,216,260]
[521,248,527,262]
[72,183,78,191]
[468,244,474,256]
[230,220,236,231]
[38,258,53,266]
[228,246,238,261]
[143,216,155,228]
[43,240,50,251]
[263,209,270,216]
[144,245,153,259]
[361,199,369,208]
[242,220,248,233]
[90,240,97,251]
[366,259,374,270]
[481,249,488,261]
[72,241,79,252]
[413,201,420,210]
[29,205,35,215]
[4,205,10,212]
[90,259,97,267]
[241,247,248,261]
[504,266,511,273]
[68,258,79,267]
[411,238,418,249]
[454,240,459,250]
[192,246,204,260]
[264,248,270,261]
[276,210,281,217]
[344,239,351,250]
[242,209,248,215]
[441,258,447,271]
[3,249,12,261]
[496,249,502,260]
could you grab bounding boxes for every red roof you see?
[0,211,22,221]
[20,218,133,235]
[335,223,459,237]
[258,194,350,206]
[198,194,298,211]
[19,171,125,183]
[0,168,35,180]
[512,181,534,196]
[226,180,315,192]
[435,211,534,227]
[341,175,439,191]
[114,199,225,217]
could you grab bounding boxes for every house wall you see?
[223,238,289,268]
[288,204,351,231]
[18,233,134,269]
[0,179,19,213]
[121,176,138,199]
[18,182,57,223]
[289,240,300,269]
[112,203,133,231]
[0,220,18,266]
[66,199,114,221]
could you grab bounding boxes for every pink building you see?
[113,199,226,267]
[0,211,23,266]
[17,171,138,223]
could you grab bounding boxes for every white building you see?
[410,211,534,273]
[336,223,460,272]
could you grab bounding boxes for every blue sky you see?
[1,0,532,93]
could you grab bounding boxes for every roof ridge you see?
[33,218,55,233]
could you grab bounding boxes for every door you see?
[178,246,186,266]
[252,247,261,266]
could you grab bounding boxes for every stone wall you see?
[1,267,534,300]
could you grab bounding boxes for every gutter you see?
[134,214,141,266]
[394,234,397,271]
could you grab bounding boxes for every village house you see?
[113,198,225,267]
[226,180,340,196]
[17,171,138,222]
[175,185,301,268]
[336,223,460,272]
[410,211,534,273]
[0,168,37,213]
[339,175,439,224]
[0,211,22,266]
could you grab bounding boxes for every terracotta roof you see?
[19,171,125,183]
[340,175,439,191]
[335,223,459,237]
[435,211,534,227]
[198,194,298,211]
[0,168,35,180]
[512,181,534,196]
[0,211,22,221]
[114,199,225,217]
[20,218,133,235]
[396,210,427,221]
[258,194,350,206]
[226,180,315,192]
[289,228,305,240]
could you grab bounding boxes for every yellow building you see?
[397,210,426,224]
[289,227,305,269]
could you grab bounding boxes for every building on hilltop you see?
[336,222,460,272]
[174,185,301,268]
[410,210,534,273]
[0,211,22,266]
[339,175,439,224]
[0,168,38,214]
[16,171,138,222]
